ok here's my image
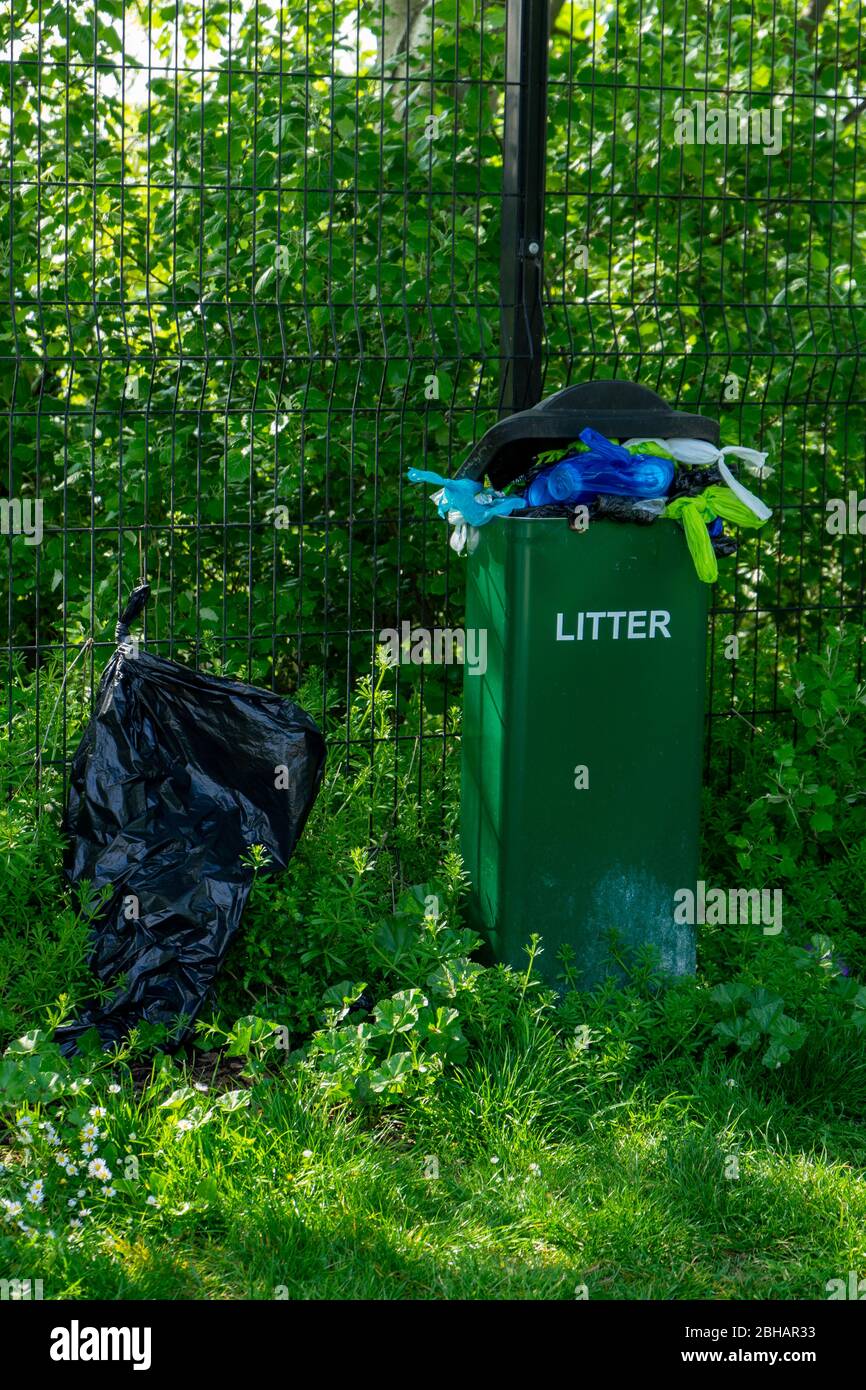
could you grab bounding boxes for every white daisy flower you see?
[81,1142,97,1157]
[87,1159,112,1183]
[26,1181,45,1206]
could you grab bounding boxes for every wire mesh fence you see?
[1,0,864,806]
[542,0,866,762]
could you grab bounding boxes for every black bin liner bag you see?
[56,585,326,1054]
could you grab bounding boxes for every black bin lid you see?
[456,381,720,488]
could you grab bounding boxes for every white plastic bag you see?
[623,437,772,522]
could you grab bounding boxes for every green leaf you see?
[762,1039,791,1068]
[748,997,784,1031]
[215,1089,250,1112]
[713,1018,760,1050]
[159,1086,196,1109]
[374,916,416,964]
[367,1051,414,1092]
[768,1014,806,1051]
[372,989,426,1034]
[710,983,750,1010]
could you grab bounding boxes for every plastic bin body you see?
[461,517,707,986]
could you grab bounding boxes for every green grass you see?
[3,1033,866,1300]
[3,651,866,1300]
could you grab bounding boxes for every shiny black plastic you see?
[56,585,326,1054]
[666,462,725,498]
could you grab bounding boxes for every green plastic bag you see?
[664,485,771,584]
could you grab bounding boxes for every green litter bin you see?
[457,382,720,987]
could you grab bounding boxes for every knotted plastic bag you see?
[56,584,326,1055]
[623,436,772,521]
[407,468,527,526]
[664,486,770,583]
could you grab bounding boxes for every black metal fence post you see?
[500,0,550,415]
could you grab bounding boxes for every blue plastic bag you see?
[525,428,675,506]
[407,468,527,526]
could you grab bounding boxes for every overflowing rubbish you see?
[407,466,528,555]
[589,494,667,525]
[713,459,772,522]
[668,462,726,499]
[413,424,772,582]
[525,428,674,506]
[663,486,769,584]
[622,437,771,476]
[56,584,326,1055]
[406,467,528,527]
[710,528,738,560]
